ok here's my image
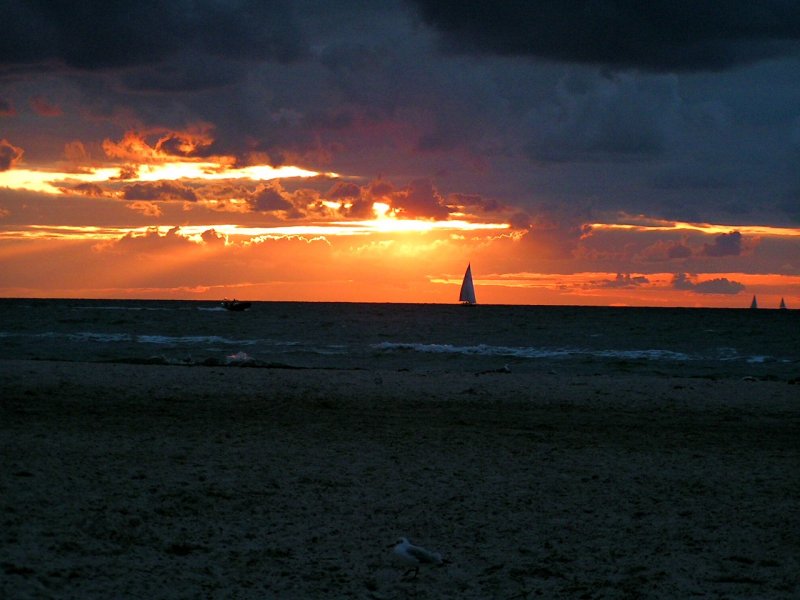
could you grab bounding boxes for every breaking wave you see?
[373,341,700,362]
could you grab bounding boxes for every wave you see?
[0,330,347,359]
[372,341,726,363]
[135,334,257,346]
[0,331,261,346]
[376,341,793,364]
[74,305,185,311]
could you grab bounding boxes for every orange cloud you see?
[64,140,89,162]
[102,127,216,163]
[201,229,227,245]
[111,226,196,251]
[112,165,140,180]
[65,183,106,197]
[126,201,162,217]
[591,219,800,238]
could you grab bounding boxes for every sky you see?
[1,0,800,307]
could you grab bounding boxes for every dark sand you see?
[2,359,799,598]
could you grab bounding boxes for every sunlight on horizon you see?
[591,220,800,237]
[0,161,335,195]
[0,219,510,242]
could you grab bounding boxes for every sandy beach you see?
[2,359,799,598]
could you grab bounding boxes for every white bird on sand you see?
[390,537,444,578]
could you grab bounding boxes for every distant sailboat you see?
[779,297,787,310]
[750,295,758,309]
[459,263,477,305]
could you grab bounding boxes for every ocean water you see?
[0,299,798,379]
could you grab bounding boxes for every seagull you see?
[390,537,444,578]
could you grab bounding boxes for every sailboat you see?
[779,297,787,310]
[459,263,477,305]
[750,295,758,309]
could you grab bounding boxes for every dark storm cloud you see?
[326,182,361,201]
[0,97,15,115]
[702,230,742,257]
[2,0,799,236]
[599,273,650,288]
[638,240,693,262]
[394,179,451,219]
[67,183,106,198]
[29,96,62,117]
[668,244,691,260]
[120,55,246,92]
[692,278,746,294]
[450,193,504,213]
[672,272,745,294]
[0,139,23,171]
[326,181,372,217]
[408,1,800,72]
[122,182,198,202]
[248,184,294,213]
[0,0,306,71]
[368,179,394,199]
[524,72,679,162]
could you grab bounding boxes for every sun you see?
[372,202,392,218]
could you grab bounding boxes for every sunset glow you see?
[2,141,799,305]
[590,220,800,238]
[2,3,800,306]
[0,161,332,196]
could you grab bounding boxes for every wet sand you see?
[2,359,799,598]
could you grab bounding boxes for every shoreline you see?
[2,359,799,598]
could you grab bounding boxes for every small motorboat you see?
[221,299,251,311]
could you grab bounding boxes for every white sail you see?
[459,263,477,305]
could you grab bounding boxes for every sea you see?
[0,298,798,380]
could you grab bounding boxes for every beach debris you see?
[390,537,444,578]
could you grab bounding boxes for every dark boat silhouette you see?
[221,299,251,311]
[459,263,477,305]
